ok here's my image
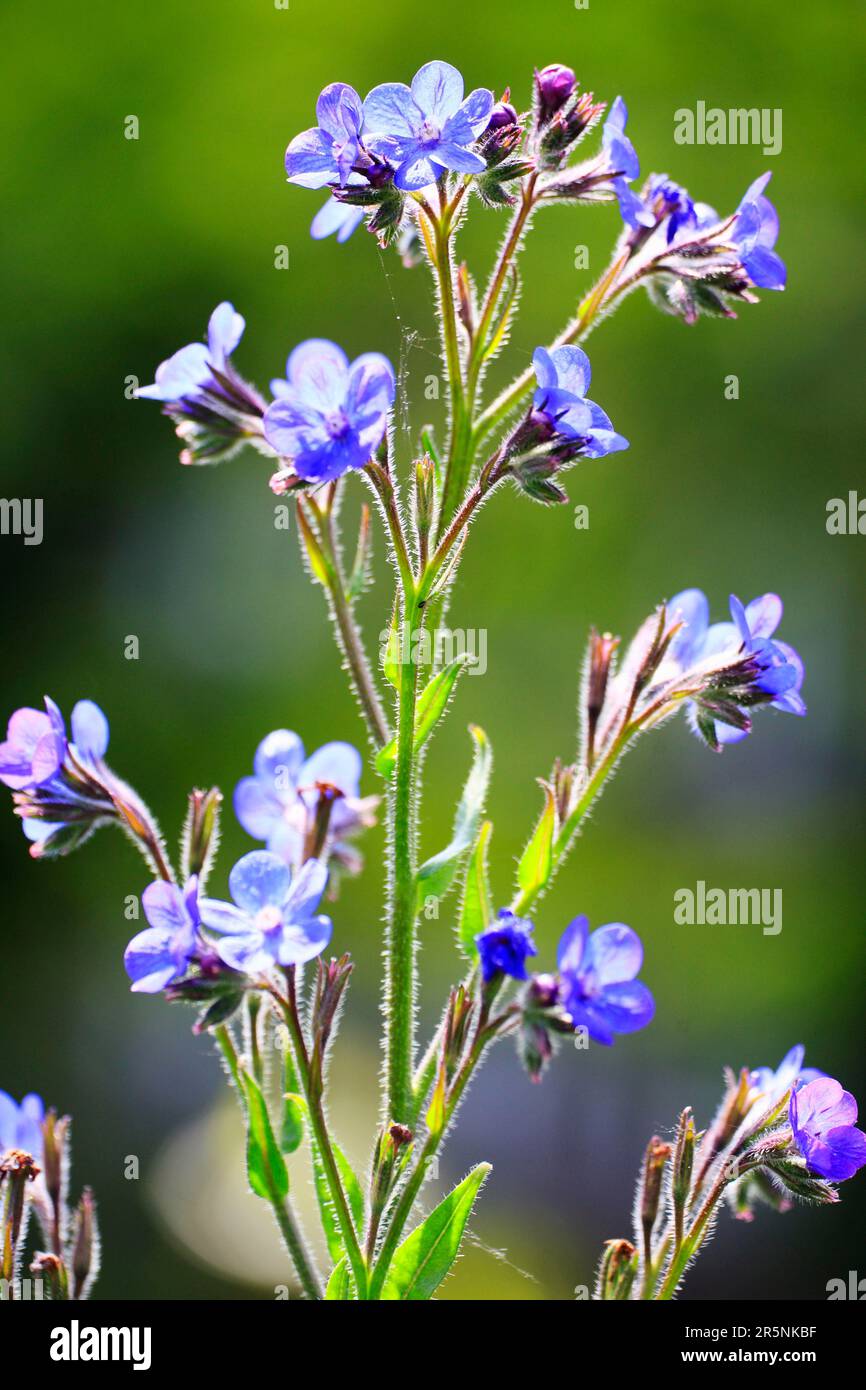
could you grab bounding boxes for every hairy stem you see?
[214,1022,323,1301]
[276,971,369,1297]
[299,495,391,748]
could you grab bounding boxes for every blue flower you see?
[285,83,370,190]
[124,879,201,994]
[0,1091,44,1159]
[234,729,377,870]
[556,915,654,1046]
[311,197,365,243]
[750,1044,823,1106]
[1,697,112,853]
[600,97,651,230]
[790,1077,866,1183]
[730,173,785,290]
[363,60,493,192]
[263,339,394,482]
[475,910,538,983]
[666,589,805,746]
[199,851,332,973]
[532,346,629,458]
[0,697,67,791]
[137,302,245,405]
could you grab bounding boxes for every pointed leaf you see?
[280,1053,305,1154]
[416,725,492,909]
[325,1257,352,1300]
[516,783,555,897]
[457,820,493,959]
[241,1070,289,1202]
[381,1163,492,1300]
[376,656,469,777]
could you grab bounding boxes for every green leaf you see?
[381,1163,492,1300]
[335,1143,365,1234]
[325,1257,352,1300]
[382,598,402,690]
[241,1070,289,1202]
[280,1053,305,1154]
[516,783,555,897]
[375,656,469,777]
[416,725,492,911]
[457,820,494,959]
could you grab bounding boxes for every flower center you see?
[323,408,350,439]
[419,119,441,146]
[255,905,283,935]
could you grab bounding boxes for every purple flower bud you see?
[535,64,576,120]
[486,97,519,131]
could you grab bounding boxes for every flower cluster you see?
[581,587,806,760]
[284,61,495,240]
[475,910,654,1078]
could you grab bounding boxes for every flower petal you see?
[70,700,109,760]
[557,915,589,973]
[124,926,185,993]
[229,850,292,913]
[583,923,643,985]
[234,776,284,840]
[276,913,333,966]
[598,980,655,1034]
[282,856,328,920]
[410,60,464,123]
[362,82,419,139]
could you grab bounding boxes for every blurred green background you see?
[2,0,864,1300]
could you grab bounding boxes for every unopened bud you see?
[534,64,576,123]
[598,1238,638,1301]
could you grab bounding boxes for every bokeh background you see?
[2,0,864,1300]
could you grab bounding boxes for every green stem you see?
[386,591,423,1124]
[369,1023,494,1299]
[214,1023,323,1301]
[301,495,391,749]
[278,973,369,1298]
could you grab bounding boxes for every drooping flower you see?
[730,173,786,290]
[790,1077,866,1183]
[556,916,654,1046]
[664,589,805,746]
[124,879,201,994]
[2,697,115,855]
[137,302,246,405]
[199,851,332,973]
[749,1044,824,1107]
[311,197,365,243]
[600,97,650,230]
[284,83,369,190]
[0,1091,44,1159]
[0,698,67,791]
[475,910,537,983]
[263,339,395,483]
[532,346,629,458]
[235,729,377,873]
[622,174,719,245]
[363,60,493,192]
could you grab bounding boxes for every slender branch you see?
[214,1022,323,1301]
[275,971,369,1297]
[298,494,391,749]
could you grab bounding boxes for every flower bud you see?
[597,1238,638,1300]
[70,1187,99,1300]
[181,787,222,885]
[534,64,576,123]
